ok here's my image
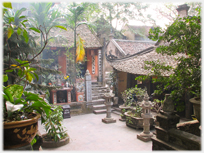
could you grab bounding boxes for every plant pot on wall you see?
[189,97,201,123]
[4,113,41,150]
[76,92,84,102]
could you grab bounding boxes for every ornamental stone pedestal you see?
[102,92,116,124]
[85,70,92,108]
[137,92,154,142]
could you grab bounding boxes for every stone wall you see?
[68,102,93,116]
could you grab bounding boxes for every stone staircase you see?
[92,82,108,114]
[92,71,121,115]
[91,82,121,115]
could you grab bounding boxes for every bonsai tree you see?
[120,86,146,121]
[136,6,201,112]
[121,85,146,107]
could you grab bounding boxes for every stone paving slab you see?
[38,113,154,151]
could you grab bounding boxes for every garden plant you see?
[43,105,68,142]
[3,2,67,149]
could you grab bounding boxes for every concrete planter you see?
[124,112,154,129]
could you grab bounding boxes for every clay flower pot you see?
[4,113,41,149]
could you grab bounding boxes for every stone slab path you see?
[38,113,155,151]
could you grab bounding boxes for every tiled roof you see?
[114,39,155,55]
[42,24,102,48]
[107,47,185,76]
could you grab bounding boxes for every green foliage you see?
[126,116,133,124]
[134,106,142,116]
[109,70,118,95]
[3,2,12,9]
[137,6,201,111]
[3,82,51,122]
[121,85,146,106]
[29,2,66,34]
[152,99,164,113]
[3,6,28,40]
[30,137,37,149]
[41,74,56,86]
[43,105,67,142]
[3,2,67,123]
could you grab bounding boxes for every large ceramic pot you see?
[189,97,201,123]
[4,113,41,149]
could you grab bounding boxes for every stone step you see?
[92,99,105,105]
[92,96,98,100]
[92,87,108,90]
[92,92,107,97]
[92,83,102,86]
[92,89,108,93]
[92,82,99,85]
[93,104,106,110]
[112,107,121,112]
[91,82,102,86]
[112,110,121,116]
[93,108,115,114]
[93,109,107,114]
[92,90,107,93]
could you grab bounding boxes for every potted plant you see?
[3,73,52,149]
[119,86,146,121]
[41,105,69,148]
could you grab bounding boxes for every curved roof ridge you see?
[111,39,127,56]
[106,46,155,62]
[114,39,156,44]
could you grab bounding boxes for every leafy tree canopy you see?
[136,6,201,111]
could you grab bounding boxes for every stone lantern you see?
[137,92,154,142]
[102,86,116,124]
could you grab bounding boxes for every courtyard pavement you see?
[38,113,156,152]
